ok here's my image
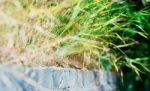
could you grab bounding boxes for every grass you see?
[0,0,150,75]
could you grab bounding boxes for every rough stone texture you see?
[0,65,117,91]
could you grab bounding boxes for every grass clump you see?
[0,0,150,74]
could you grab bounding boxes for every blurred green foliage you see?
[117,2,150,91]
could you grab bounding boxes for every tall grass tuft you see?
[0,0,149,73]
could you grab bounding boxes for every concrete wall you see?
[0,65,117,91]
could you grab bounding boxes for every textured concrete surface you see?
[0,65,117,91]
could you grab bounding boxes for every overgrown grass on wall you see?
[0,0,150,73]
[0,0,150,91]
